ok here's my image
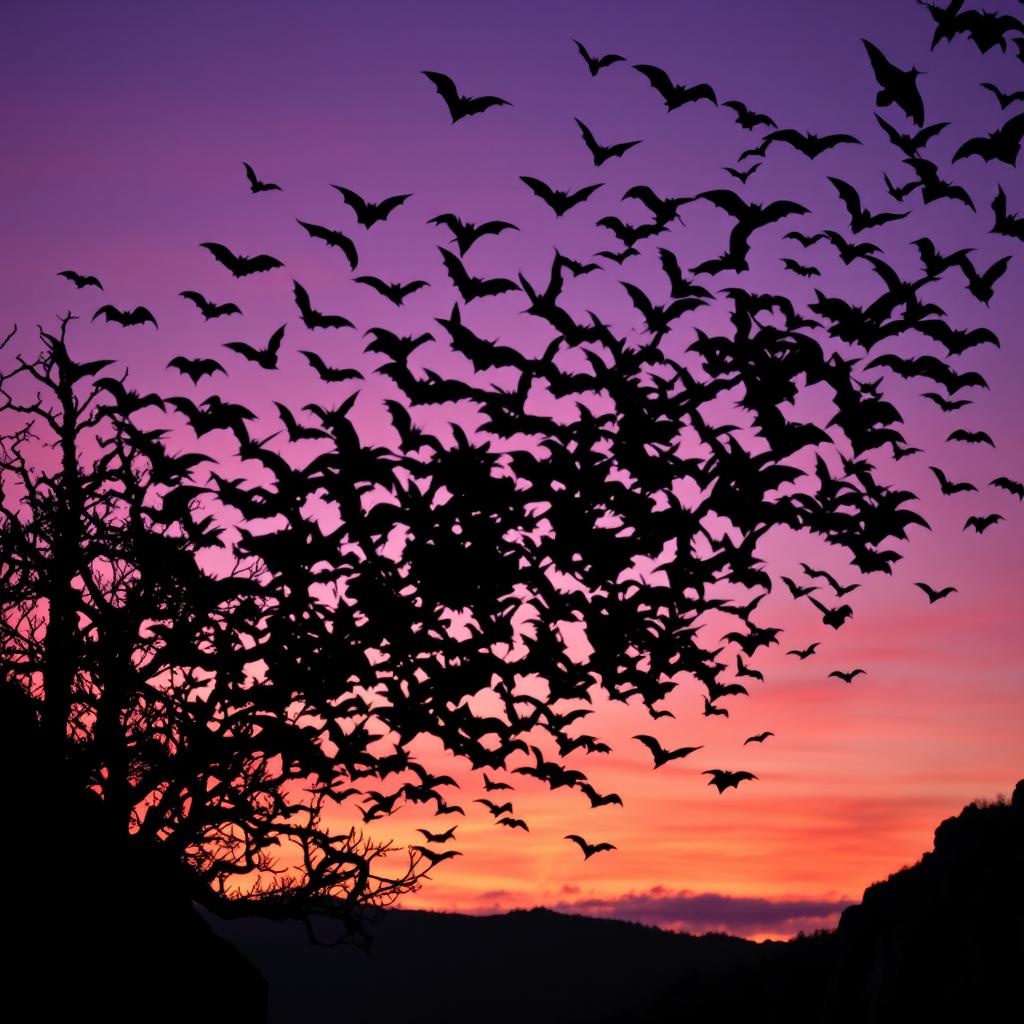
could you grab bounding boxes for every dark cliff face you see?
[822,780,1024,1023]
[0,684,267,1023]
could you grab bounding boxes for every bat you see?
[428,213,518,255]
[764,128,861,157]
[953,111,1024,165]
[520,175,602,216]
[829,669,866,683]
[981,82,1024,109]
[179,290,241,320]
[496,817,529,831]
[482,774,513,791]
[915,582,957,602]
[474,798,513,817]
[724,162,761,183]
[296,220,359,269]
[438,247,519,302]
[703,769,757,793]
[722,99,776,130]
[167,356,225,384]
[786,642,820,659]
[574,117,641,165]
[964,513,1003,533]
[332,185,412,227]
[633,734,702,767]
[991,185,1024,240]
[243,162,281,192]
[200,241,283,277]
[354,275,429,306]
[781,257,820,277]
[574,39,625,76]
[300,350,363,383]
[422,70,510,122]
[947,428,995,446]
[92,304,157,327]
[223,324,285,370]
[930,466,977,494]
[58,270,102,289]
[874,114,949,156]
[412,846,462,866]
[565,834,616,859]
[863,39,925,126]
[922,392,972,412]
[743,731,775,745]
[828,177,909,232]
[579,782,622,808]
[416,826,457,844]
[991,476,1024,499]
[633,64,717,110]
[292,280,354,330]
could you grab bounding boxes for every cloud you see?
[546,887,853,937]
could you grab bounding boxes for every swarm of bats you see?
[52,12,1022,867]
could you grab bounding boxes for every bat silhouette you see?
[981,82,1024,109]
[743,731,775,745]
[764,128,861,157]
[722,99,776,130]
[800,564,859,597]
[915,582,957,603]
[903,156,975,210]
[354,275,429,306]
[520,175,602,216]
[633,735,702,767]
[953,111,1024,165]
[300,350,363,383]
[422,70,510,122]
[784,230,827,248]
[922,392,972,412]
[293,280,354,330]
[332,185,412,227]
[92,304,157,327]
[782,576,818,599]
[781,257,820,277]
[874,114,948,156]
[991,185,1024,240]
[991,476,1024,499]
[416,826,458,844]
[703,769,757,793]
[787,642,820,659]
[428,213,518,255]
[724,162,761,183]
[58,270,102,289]
[474,798,513,817]
[957,253,1011,305]
[439,247,519,302]
[224,324,285,369]
[964,513,1003,533]
[412,846,462,866]
[179,290,241,320]
[167,356,225,384]
[574,117,641,165]
[574,40,625,76]
[597,215,665,248]
[201,241,283,277]
[595,247,639,264]
[947,428,995,447]
[930,466,977,494]
[828,177,909,232]
[863,39,925,125]
[565,834,616,859]
[243,162,281,192]
[296,220,359,269]
[622,184,691,225]
[579,782,623,808]
[633,64,717,109]
[482,774,513,791]
[829,669,866,683]
[496,817,529,831]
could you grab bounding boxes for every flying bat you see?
[439,247,519,302]
[947,428,995,446]
[787,642,820,659]
[953,111,1024,165]
[915,582,957,603]
[300,350,363,383]
[574,117,641,165]
[179,290,241,320]
[422,70,510,122]
[332,185,412,227]
[58,270,102,289]
[981,82,1024,109]
[496,817,529,831]
[724,162,761,183]
[633,64,717,110]
[764,128,861,157]
[243,161,281,192]
[991,185,1024,240]
[743,732,775,745]
[92,304,157,327]
[781,257,820,277]
[412,846,462,866]
[863,39,925,125]
[964,513,1003,533]
[428,212,518,254]
[224,324,285,370]
[416,826,458,844]
[354,275,429,306]
[579,782,623,808]
[574,39,624,76]
[703,769,757,793]
[520,175,602,216]
[722,99,776,130]
[200,241,283,277]
[829,669,866,683]
[828,177,909,232]
[296,219,359,269]
[565,834,616,859]
[293,280,354,330]
[167,356,225,384]
[930,466,976,495]
[921,392,972,412]
[633,735,703,768]
[991,476,1024,499]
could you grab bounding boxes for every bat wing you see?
[200,242,240,273]
[92,304,125,324]
[423,70,461,117]
[633,63,674,102]
[828,177,862,217]
[520,175,556,205]
[334,186,368,220]
[375,193,413,220]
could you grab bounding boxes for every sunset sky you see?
[2,0,1022,941]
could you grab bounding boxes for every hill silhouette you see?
[209,780,1023,1023]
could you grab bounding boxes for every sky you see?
[2,0,1023,941]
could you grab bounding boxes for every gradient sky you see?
[2,0,1022,940]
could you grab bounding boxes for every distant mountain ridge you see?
[211,780,1024,1023]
